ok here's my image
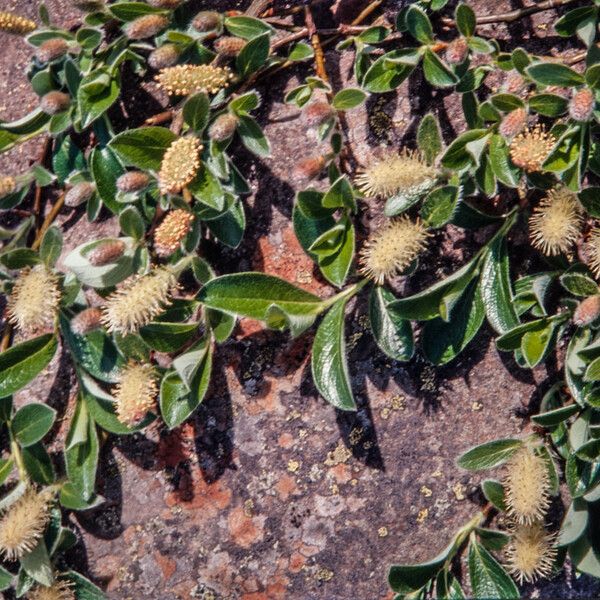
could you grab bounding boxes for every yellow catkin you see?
[529,187,582,256]
[101,268,176,334]
[0,175,16,198]
[155,64,232,96]
[0,488,53,560]
[0,11,36,34]
[27,579,76,600]
[153,209,194,257]
[355,150,437,199]
[359,218,430,284]
[113,362,158,426]
[505,522,556,584]
[7,265,61,333]
[158,137,202,194]
[504,447,551,525]
[509,125,556,172]
[586,227,600,279]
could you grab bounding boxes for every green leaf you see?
[322,176,355,211]
[496,317,555,351]
[468,539,519,599]
[64,237,136,289]
[311,296,355,411]
[560,272,599,297]
[369,287,414,361]
[521,321,557,367]
[109,126,177,170]
[0,564,12,591]
[65,570,107,599]
[77,68,120,128]
[406,5,434,44]
[420,185,459,228]
[189,164,225,211]
[476,528,510,552]
[489,134,519,187]
[417,113,443,164]
[109,1,165,20]
[332,88,367,110]
[455,3,476,37]
[12,403,56,448]
[362,51,415,93]
[423,49,458,88]
[182,92,210,134]
[532,403,579,427]
[65,402,98,500]
[224,15,274,40]
[526,62,584,87]
[21,540,53,586]
[482,479,507,511]
[118,206,145,240]
[160,344,212,428]
[288,42,314,62]
[204,199,245,248]
[528,93,569,117]
[318,218,355,288]
[0,459,14,487]
[236,32,270,76]
[457,439,522,470]
[0,334,58,398]
[441,129,489,170]
[90,146,125,215]
[139,322,197,353]
[558,498,588,546]
[198,273,324,337]
[39,225,62,268]
[422,279,485,365]
[236,114,270,157]
[579,187,600,217]
[480,237,519,334]
[229,91,261,115]
[22,442,55,484]
[570,534,600,578]
[389,538,457,593]
[388,255,480,321]
[0,107,50,135]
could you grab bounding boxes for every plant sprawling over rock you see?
[1,0,600,597]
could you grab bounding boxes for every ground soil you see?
[1,0,600,598]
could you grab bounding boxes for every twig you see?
[351,0,384,26]
[145,110,173,126]
[441,0,577,26]
[304,5,330,90]
[31,192,65,251]
[32,137,52,233]
[0,325,11,353]
[245,0,272,18]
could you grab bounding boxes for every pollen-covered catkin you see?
[359,218,430,285]
[504,446,551,524]
[0,11,36,34]
[0,488,53,560]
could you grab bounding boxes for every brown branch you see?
[304,5,331,91]
[31,192,65,252]
[441,0,577,26]
[0,325,12,353]
[351,0,384,26]
[245,0,272,17]
[32,137,52,233]
[145,110,173,126]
